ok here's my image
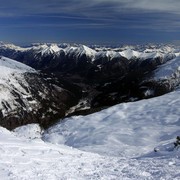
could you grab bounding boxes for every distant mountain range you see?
[0,42,179,129]
[0,43,178,72]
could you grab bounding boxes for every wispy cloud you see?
[0,0,179,16]
[90,0,180,14]
[0,22,110,29]
[0,0,179,20]
[0,0,179,44]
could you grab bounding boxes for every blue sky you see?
[0,0,179,45]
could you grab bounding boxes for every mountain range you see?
[0,42,179,129]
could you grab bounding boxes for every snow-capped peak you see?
[106,50,121,58]
[31,43,63,56]
[80,45,96,57]
[65,44,96,60]
[49,44,61,52]
[119,49,141,59]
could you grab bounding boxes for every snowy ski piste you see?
[0,88,179,179]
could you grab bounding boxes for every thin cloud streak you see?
[0,0,179,25]
[0,23,111,29]
[0,0,179,16]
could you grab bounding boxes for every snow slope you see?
[154,56,180,80]
[145,55,180,92]
[0,56,35,75]
[43,89,180,158]
[0,90,179,179]
[0,122,179,180]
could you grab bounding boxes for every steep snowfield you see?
[0,90,179,179]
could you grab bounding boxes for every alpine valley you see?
[0,42,179,129]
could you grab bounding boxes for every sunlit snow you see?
[0,89,178,179]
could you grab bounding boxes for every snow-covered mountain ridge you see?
[0,42,179,60]
[0,56,35,74]
[0,42,178,77]
[0,56,36,117]
[0,56,80,129]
